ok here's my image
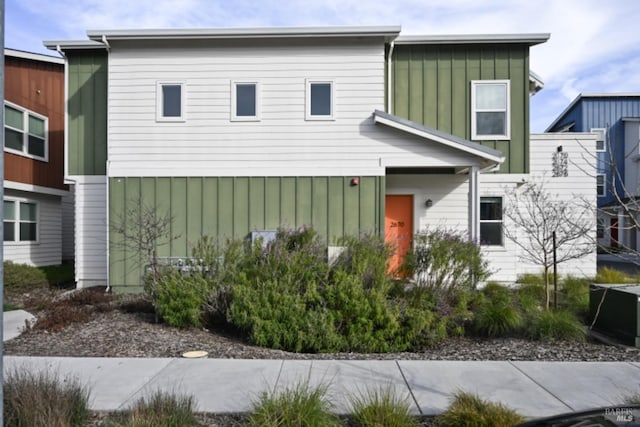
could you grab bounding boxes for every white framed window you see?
[306,79,334,120]
[231,81,260,121]
[3,199,38,242]
[471,80,510,140]
[597,174,606,197]
[592,128,606,152]
[480,196,503,246]
[156,82,185,122]
[4,101,48,161]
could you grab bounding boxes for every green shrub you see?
[516,282,545,314]
[151,269,209,328]
[113,390,197,427]
[247,380,341,427]
[404,228,490,297]
[4,368,90,427]
[333,234,393,290]
[4,261,48,289]
[516,273,545,286]
[560,276,590,318]
[526,309,586,342]
[473,283,522,338]
[435,391,525,427]
[227,228,446,353]
[350,386,418,427]
[595,267,630,284]
[40,261,75,286]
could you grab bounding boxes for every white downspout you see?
[387,40,395,114]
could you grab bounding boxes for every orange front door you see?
[385,195,413,275]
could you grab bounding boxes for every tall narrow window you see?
[156,82,184,121]
[3,199,38,242]
[592,128,606,152]
[4,102,48,161]
[597,174,606,197]
[306,80,334,120]
[480,197,503,246]
[471,80,510,140]
[231,81,260,121]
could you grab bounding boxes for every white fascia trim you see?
[373,114,504,165]
[87,26,402,41]
[5,48,65,64]
[5,180,69,197]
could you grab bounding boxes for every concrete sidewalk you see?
[4,356,640,417]
[3,310,35,342]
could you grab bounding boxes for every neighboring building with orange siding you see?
[4,48,73,266]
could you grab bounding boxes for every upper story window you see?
[231,81,260,121]
[156,82,184,122]
[4,102,48,161]
[480,196,503,246]
[306,80,334,120]
[471,80,510,140]
[597,174,606,197]
[3,199,38,242]
[592,128,606,152]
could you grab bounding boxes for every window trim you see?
[597,173,606,197]
[305,79,335,121]
[471,80,511,141]
[592,128,606,153]
[3,198,39,244]
[4,101,49,162]
[480,196,504,246]
[156,82,185,122]
[230,81,261,122]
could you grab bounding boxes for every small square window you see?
[471,80,510,140]
[231,82,260,121]
[3,199,37,242]
[480,197,503,246]
[156,82,185,121]
[306,80,334,120]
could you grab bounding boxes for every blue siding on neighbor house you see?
[548,96,640,207]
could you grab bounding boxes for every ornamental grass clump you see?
[247,380,341,427]
[350,386,418,427]
[4,368,90,427]
[113,390,198,427]
[473,282,522,338]
[435,391,525,427]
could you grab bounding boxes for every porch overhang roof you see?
[373,110,505,170]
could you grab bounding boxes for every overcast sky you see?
[5,0,640,132]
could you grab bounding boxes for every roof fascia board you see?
[86,26,401,41]
[44,40,107,51]
[373,111,505,165]
[5,48,64,64]
[395,33,550,46]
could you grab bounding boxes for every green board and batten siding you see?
[109,176,385,289]
[391,44,530,173]
[67,50,108,175]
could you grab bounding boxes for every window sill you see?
[480,245,507,252]
[4,148,48,163]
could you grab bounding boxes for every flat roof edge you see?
[44,40,109,51]
[5,48,64,64]
[395,33,550,45]
[86,25,402,41]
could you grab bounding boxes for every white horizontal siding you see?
[74,176,108,288]
[3,189,62,266]
[386,174,470,233]
[107,41,485,177]
[480,133,598,282]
